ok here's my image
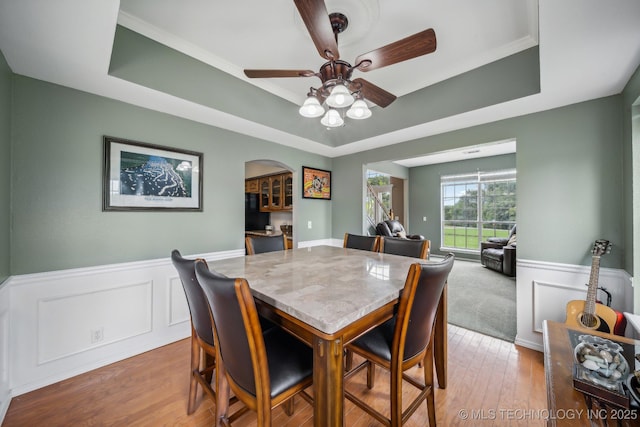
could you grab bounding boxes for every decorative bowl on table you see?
[573,334,629,392]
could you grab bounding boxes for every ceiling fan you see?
[243,0,437,121]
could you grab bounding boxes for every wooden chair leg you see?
[204,351,215,384]
[366,361,376,389]
[424,345,436,427]
[390,364,403,427]
[283,396,295,416]
[345,349,354,371]
[187,336,199,414]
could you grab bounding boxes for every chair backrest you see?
[343,233,380,252]
[380,237,430,259]
[171,249,216,346]
[393,254,455,362]
[245,234,287,255]
[194,260,266,399]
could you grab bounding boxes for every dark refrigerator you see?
[245,193,270,231]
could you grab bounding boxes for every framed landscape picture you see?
[302,166,331,200]
[103,136,203,211]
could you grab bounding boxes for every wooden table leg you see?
[434,284,448,389]
[313,336,344,427]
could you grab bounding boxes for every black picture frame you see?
[302,166,331,200]
[103,136,203,211]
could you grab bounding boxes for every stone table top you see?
[209,245,426,334]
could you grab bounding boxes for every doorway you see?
[244,159,294,246]
[365,169,407,235]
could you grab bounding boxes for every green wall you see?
[333,96,625,269]
[4,57,638,278]
[0,51,10,283]
[408,154,516,260]
[10,76,332,274]
[623,63,640,310]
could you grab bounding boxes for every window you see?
[441,169,516,251]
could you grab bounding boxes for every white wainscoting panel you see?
[515,259,632,351]
[7,249,244,397]
[37,281,153,364]
[168,276,190,327]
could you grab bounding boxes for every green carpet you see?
[445,258,516,342]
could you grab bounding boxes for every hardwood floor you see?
[2,325,545,427]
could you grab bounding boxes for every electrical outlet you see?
[307,221,312,229]
[91,327,104,344]
[423,216,427,222]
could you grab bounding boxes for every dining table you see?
[209,245,448,427]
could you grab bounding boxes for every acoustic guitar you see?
[565,239,625,335]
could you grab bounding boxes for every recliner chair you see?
[375,220,424,240]
[480,225,516,277]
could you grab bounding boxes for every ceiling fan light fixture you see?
[346,99,372,120]
[299,95,325,118]
[320,109,344,128]
[325,83,355,108]
[244,4,438,131]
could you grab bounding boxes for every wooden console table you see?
[543,320,640,426]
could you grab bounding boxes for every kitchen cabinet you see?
[245,178,259,193]
[259,178,270,211]
[270,175,282,209]
[250,172,292,212]
[283,174,293,209]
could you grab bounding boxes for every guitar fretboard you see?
[583,255,601,326]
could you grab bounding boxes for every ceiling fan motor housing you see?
[319,60,353,83]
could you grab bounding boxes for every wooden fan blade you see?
[244,69,316,78]
[293,0,340,60]
[351,78,396,108]
[354,28,436,72]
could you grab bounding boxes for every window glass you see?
[441,169,516,251]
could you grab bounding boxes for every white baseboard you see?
[514,335,544,352]
[297,238,342,248]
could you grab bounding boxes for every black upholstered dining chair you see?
[194,260,313,426]
[379,236,430,259]
[344,254,455,427]
[343,232,380,252]
[170,249,246,417]
[245,234,288,255]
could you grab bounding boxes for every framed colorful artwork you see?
[302,166,331,200]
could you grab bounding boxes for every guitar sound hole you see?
[581,314,597,328]
[579,313,610,333]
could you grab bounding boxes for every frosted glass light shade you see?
[299,96,325,118]
[346,99,372,120]
[320,109,344,127]
[325,84,354,108]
